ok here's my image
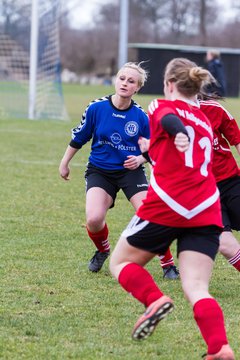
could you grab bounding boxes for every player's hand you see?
[174,132,190,152]
[138,137,150,153]
[59,162,70,180]
[123,155,142,170]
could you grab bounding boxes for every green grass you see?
[0,84,239,359]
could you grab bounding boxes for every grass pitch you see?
[0,84,239,359]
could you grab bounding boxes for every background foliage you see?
[1,0,240,77]
[60,0,240,75]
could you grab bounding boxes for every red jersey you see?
[199,100,240,182]
[137,99,222,228]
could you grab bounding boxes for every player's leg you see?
[219,230,240,271]
[129,185,179,280]
[158,248,179,279]
[85,165,117,272]
[178,228,234,359]
[110,218,176,340]
[86,187,113,272]
[129,189,147,210]
[218,176,240,271]
[110,233,173,340]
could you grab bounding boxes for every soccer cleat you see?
[163,265,180,279]
[132,295,174,340]
[88,250,110,272]
[203,344,235,360]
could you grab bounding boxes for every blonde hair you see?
[117,62,148,88]
[164,58,214,97]
[207,49,221,60]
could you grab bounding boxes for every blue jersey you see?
[71,95,150,170]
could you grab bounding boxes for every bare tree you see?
[0,0,32,51]
[129,0,168,43]
[59,0,240,76]
[199,0,207,45]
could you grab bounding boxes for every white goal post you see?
[0,0,69,121]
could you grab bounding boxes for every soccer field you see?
[0,84,239,359]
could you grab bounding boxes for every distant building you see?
[129,43,240,97]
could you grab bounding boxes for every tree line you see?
[60,0,240,77]
[0,0,240,77]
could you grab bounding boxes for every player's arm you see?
[124,137,152,173]
[59,104,94,180]
[123,154,147,169]
[138,137,152,164]
[59,143,80,180]
[235,143,240,156]
[124,122,150,169]
[161,113,190,152]
[220,112,240,157]
[219,105,240,145]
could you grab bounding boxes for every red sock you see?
[159,247,174,268]
[86,224,110,252]
[228,249,240,271]
[193,298,228,354]
[118,263,164,307]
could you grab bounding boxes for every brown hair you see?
[198,91,224,101]
[164,58,215,97]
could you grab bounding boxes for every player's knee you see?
[86,214,105,232]
[219,231,240,258]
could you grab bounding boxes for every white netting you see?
[0,0,69,120]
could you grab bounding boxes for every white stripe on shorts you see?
[121,215,149,238]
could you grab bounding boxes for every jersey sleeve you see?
[161,114,189,138]
[141,112,150,139]
[148,99,178,138]
[219,106,240,146]
[148,99,176,119]
[70,103,95,148]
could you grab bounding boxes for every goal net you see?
[0,0,69,120]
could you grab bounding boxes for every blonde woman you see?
[59,62,178,277]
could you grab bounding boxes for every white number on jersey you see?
[184,125,211,177]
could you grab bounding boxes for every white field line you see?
[1,128,66,135]
[1,158,85,167]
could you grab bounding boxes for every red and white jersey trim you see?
[150,171,220,220]
[219,145,231,152]
[200,100,234,120]
[148,99,159,115]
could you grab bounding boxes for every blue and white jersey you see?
[71,95,150,170]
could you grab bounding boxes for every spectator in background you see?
[206,49,226,97]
